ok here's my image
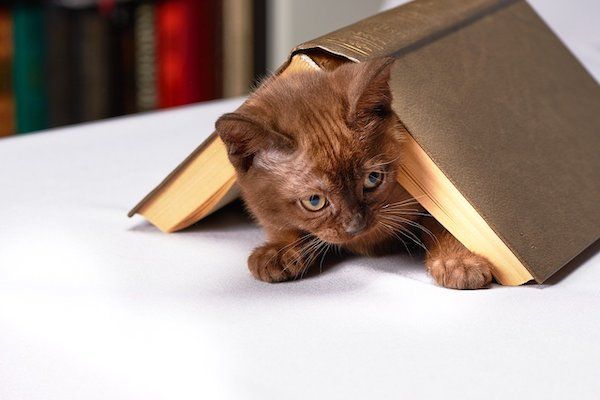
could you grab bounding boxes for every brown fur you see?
[216,57,494,289]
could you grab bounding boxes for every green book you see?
[13,4,47,134]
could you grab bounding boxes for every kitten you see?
[215,57,494,289]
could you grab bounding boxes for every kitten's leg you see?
[421,219,494,289]
[248,230,310,283]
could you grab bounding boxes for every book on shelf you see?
[221,0,268,98]
[128,0,600,286]
[134,1,157,112]
[0,0,268,135]
[156,0,220,108]
[45,3,74,128]
[109,1,136,117]
[13,3,47,134]
[221,0,253,97]
[73,7,112,122]
[0,6,14,137]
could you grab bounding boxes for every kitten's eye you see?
[364,171,384,190]
[301,195,327,211]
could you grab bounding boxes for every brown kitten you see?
[215,57,493,289]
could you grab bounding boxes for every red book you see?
[156,0,219,108]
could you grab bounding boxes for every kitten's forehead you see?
[249,65,397,185]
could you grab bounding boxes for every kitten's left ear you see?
[347,57,396,127]
[216,111,294,172]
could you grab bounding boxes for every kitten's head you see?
[216,57,411,245]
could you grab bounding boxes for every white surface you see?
[2,1,600,399]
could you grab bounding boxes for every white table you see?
[1,1,599,399]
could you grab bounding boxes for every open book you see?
[129,0,600,285]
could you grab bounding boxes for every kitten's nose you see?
[344,214,367,235]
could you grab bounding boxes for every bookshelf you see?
[0,0,382,137]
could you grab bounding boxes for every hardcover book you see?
[134,1,157,112]
[45,4,72,128]
[0,7,14,136]
[156,0,220,108]
[13,3,47,133]
[73,7,111,122]
[129,0,600,285]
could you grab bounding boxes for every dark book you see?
[108,0,136,116]
[45,3,75,128]
[0,6,15,137]
[72,6,111,123]
[156,0,219,108]
[252,0,267,86]
[129,0,600,286]
[12,3,47,133]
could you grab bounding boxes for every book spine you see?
[291,0,508,63]
[222,0,253,97]
[108,1,136,116]
[12,3,47,134]
[73,7,111,123]
[134,1,157,112]
[212,0,223,99]
[0,7,15,137]
[252,0,267,86]
[191,0,220,102]
[45,3,75,128]
[157,0,219,108]
[156,0,185,108]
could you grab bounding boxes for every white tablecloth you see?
[1,1,599,399]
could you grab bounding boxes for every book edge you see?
[127,132,219,217]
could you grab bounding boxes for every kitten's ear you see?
[347,57,396,128]
[215,112,294,172]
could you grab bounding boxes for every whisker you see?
[381,198,422,209]
[318,243,331,275]
[301,240,328,279]
[266,233,313,268]
[379,217,429,252]
[382,209,431,217]
[378,220,412,256]
[380,214,438,246]
[368,153,403,169]
[282,235,319,274]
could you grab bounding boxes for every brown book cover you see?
[129,0,600,284]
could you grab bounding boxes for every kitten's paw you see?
[248,243,305,283]
[427,254,493,289]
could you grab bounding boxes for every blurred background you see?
[0,0,386,137]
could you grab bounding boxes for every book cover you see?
[288,0,600,283]
[12,3,47,134]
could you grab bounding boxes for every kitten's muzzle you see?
[343,213,367,235]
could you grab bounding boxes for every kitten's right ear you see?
[215,112,294,172]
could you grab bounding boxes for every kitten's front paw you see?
[248,242,305,283]
[427,254,493,289]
